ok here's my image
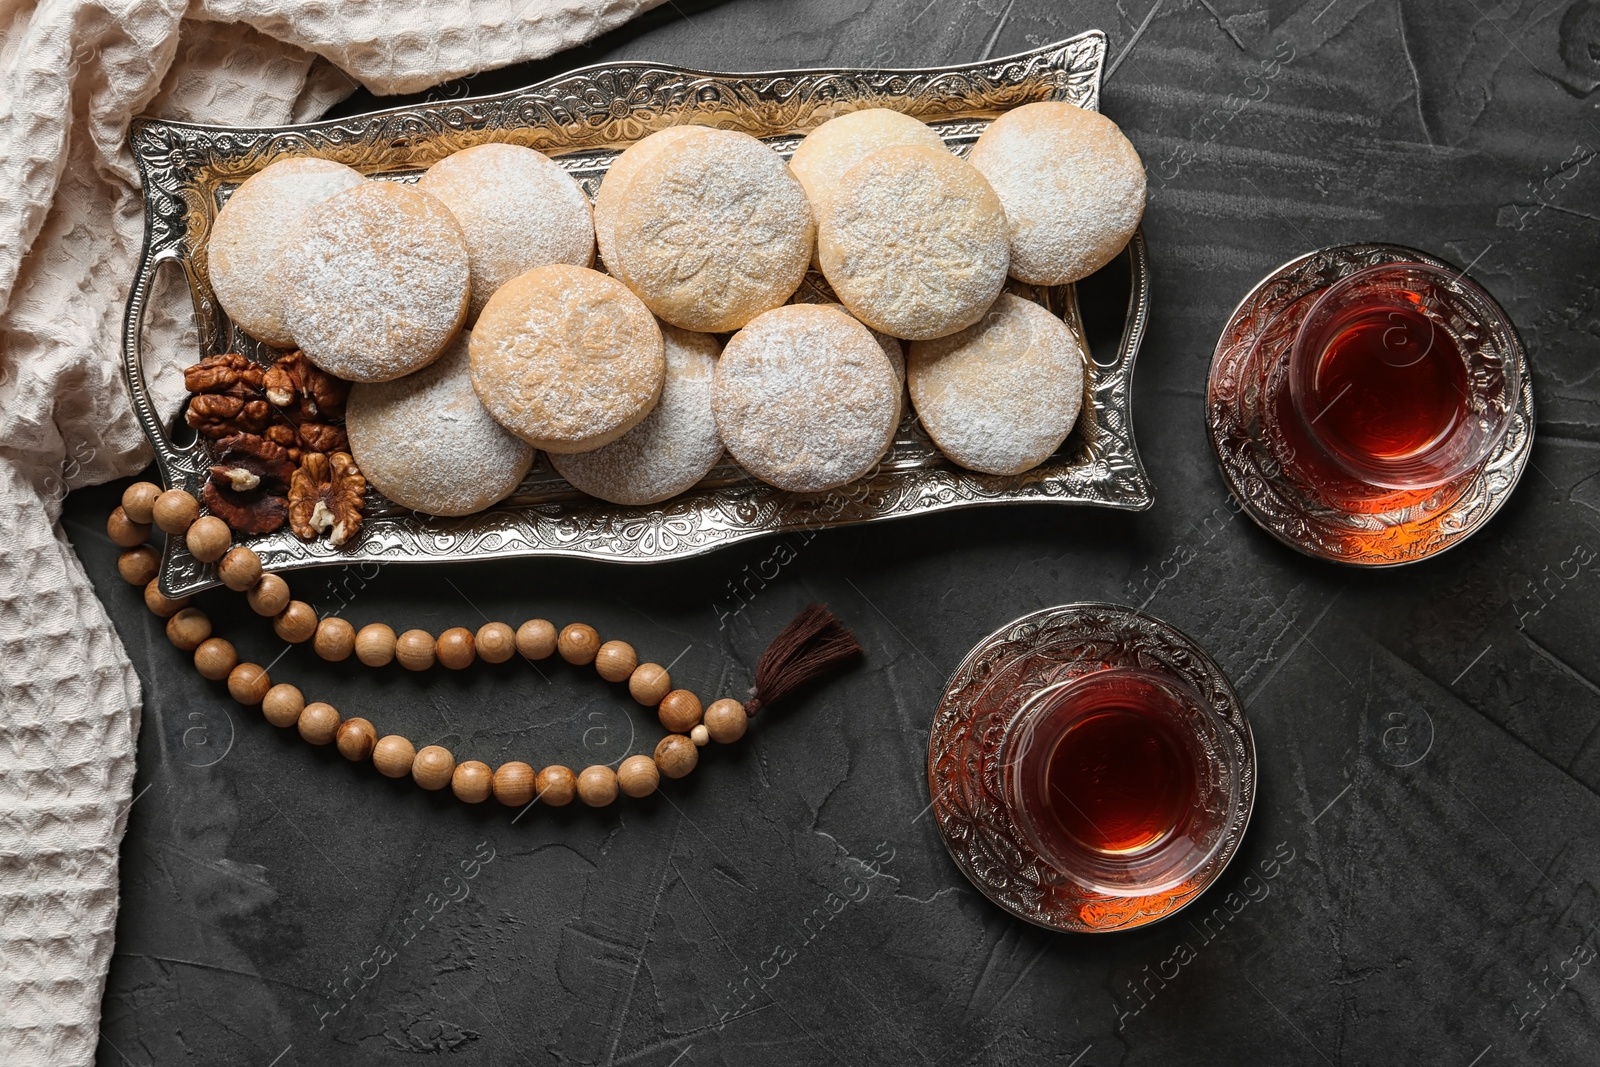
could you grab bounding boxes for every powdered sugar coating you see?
[713,304,898,493]
[594,126,712,278]
[610,128,814,333]
[908,293,1085,476]
[818,144,1009,341]
[469,264,665,453]
[550,323,723,505]
[283,181,469,382]
[346,331,533,517]
[967,101,1146,285]
[208,158,364,347]
[418,143,595,324]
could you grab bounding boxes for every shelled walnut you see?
[202,433,295,534]
[263,351,348,421]
[288,452,366,547]
[184,354,272,438]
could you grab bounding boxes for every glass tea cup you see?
[1265,261,1520,510]
[998,668,1241,898]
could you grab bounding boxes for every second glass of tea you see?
[1264,261,1520,512]
[999,668,1242,898]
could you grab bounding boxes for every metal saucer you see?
[1206,243,1535,567]
[926,603,1256,934]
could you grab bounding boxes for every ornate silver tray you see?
[123,31,1153,596]
[927,603,1256,933]
[1207,243,1533,567]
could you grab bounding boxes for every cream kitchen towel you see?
[0,3,660,1063]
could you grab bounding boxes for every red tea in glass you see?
[1264,262,1519,510]
[1001,669,1236,896]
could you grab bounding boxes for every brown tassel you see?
[744,604,863,716]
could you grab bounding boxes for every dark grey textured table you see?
[69,2,1600,1063]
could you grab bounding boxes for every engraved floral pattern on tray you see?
[927,603,1256,933]
[1207,243,1534,567]
[123,31,1153,596]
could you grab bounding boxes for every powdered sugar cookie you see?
[283,181,470,382]
[907,294,1085,476]
[470,265,665,454]
[594,126,713,276]
[967,101,1146,285]
[346,332,533,516]
[208,158,364,347]
[817,144,1008,341]
[789,109,946,267]
[608,129,813,332]
[713,304,897,493]
[417,143,595,323]
[820,301,904,450]
[550,324,723,505]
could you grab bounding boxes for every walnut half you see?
[288,452,366,547]
[202,433,294,534]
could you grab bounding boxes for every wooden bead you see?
[493,761,537,806]
[594,640,638,683]
[412,745,455,790]
[107,506,151,548]
[226,662,270,705]
[272,601,318,643]
[536,765,576,807]
[193,637,238,681]
[514,619,557,660]
[355,623,397,667]
[436,627,476,670]
[184,516,230,562]
[118,546,159,586]
[218,546,262,591]
[703,698,749,744]
[476,622,516,664]
[247,573,291,616]
[165,607,211,652]
[559,623,601,665]
[314,616,356,661]
[452,760,493,803]
[298,702,341,745]
[152,488,199,534]
[617,755,660,798]
[121,481,161,525]
[577,764,619,807]
[336,717,378,761]
[654,734,699,779]
[628,663,671,706]
[373,735,416,778]
[143,579,189,619]
[658,689,703,733]
[396,629,436,671]
[261,683,304,728]
[691,724,710,746]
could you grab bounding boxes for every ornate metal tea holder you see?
[1207,242,1534,567]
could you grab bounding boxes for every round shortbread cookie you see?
[283,181,470,382]
[713,304,898,493]
[789,109,946,267]
[594,126,713,277]
[966,101,1146,285]
[609,129,814,333]
[207,158,365,348]
[550,324,723,505]
[907,293,1086,476]
[346,332,533,517]
[417,143,595,324]
[469,264,665,454]
[817,144,1009,341]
